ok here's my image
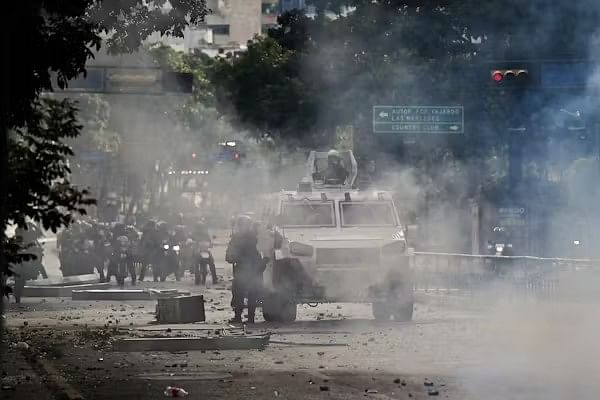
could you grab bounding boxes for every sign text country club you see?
[373,106,464,134]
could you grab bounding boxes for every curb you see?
[19,347,84,400]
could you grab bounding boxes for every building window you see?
[262,3,278,14]
[209,24,230,35]
[280,0,305,13]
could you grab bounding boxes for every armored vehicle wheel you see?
[372,289,414,322]
[262,294,297,323]
[392,302,413,322]
[372,302,391,321]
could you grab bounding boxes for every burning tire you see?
[262,293,297,322]
[372,281,414,322]
[372,300,414,321]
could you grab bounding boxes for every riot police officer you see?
[139,220,160,281]
[86,221,107,281]
[192,221,218,284]
[225,215,263,324]
[13,222,46,303]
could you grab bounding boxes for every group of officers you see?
[56,213,271,324]
[57,215,218,285]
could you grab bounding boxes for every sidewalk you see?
[1,343,54,400]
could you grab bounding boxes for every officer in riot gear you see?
[323,149,349,185]
[86,221,108,281]
[192,221,218,284]
[139,220,160,281]
[110,235,136,287]
[13,222,46,303]
[225,215,264,324]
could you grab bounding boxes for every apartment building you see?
[146,0,307,54]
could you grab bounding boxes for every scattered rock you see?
[16,342,29,351]
[365,389,378,394]
[274,361,284,365]
[393,378,401,384]
[317,352,325,356]
[320,386,330,392]
[428,389,439,396]
[424,380,434,387]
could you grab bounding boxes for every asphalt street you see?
[3,236,600,400]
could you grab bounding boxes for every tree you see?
[6,98,96,266]
[0,0,208,347]
[210,36,319,145]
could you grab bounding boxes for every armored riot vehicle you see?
[259,150,414,322]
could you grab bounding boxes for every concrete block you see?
[27,274,100,286]
[113,334,270,352]
[71,289,191,301]
[156,295,205,324]
[23,282,111,297]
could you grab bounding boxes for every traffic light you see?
[490,68,530,85]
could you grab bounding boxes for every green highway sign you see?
[373,106,464,134]
[53,67,193,94]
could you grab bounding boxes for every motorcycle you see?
[156,240,182,282]
[114,237,135,288]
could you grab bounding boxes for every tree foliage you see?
[7,98,96,265]
[1,1,208,278]
[210,36,319,144]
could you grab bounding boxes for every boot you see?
[229,308,243,323]
[246,307,256,324]
[210,264,218,284]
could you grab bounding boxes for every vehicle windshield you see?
[340,202,396,226]
[280,201,335,227]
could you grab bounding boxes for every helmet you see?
[157,221,169,233]
[234,215,253,233]
[143,220,156,231]
[327,149,340,159]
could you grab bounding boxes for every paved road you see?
[4,237,600,399]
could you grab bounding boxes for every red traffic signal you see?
[490,69,529,84]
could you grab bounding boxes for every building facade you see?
[146,0,307,54]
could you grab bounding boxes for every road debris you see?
[15,342,30,351]
[156,295,205,324]
[164,386,189,397]
[113,334,271,352]
[365,389,378,394]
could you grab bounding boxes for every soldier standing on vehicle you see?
[323,149,349,185]
[225,215,264,324]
